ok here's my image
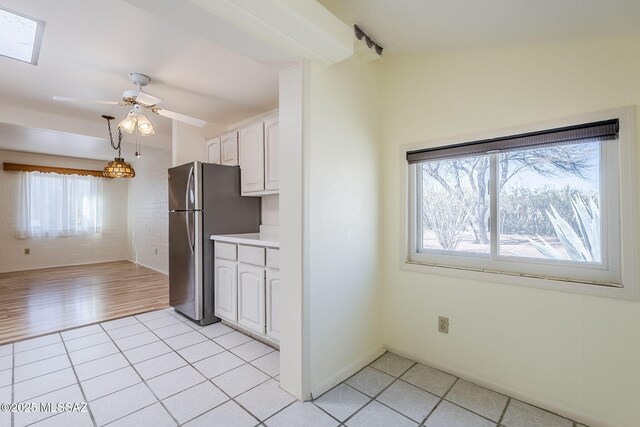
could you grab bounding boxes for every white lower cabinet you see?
[213,242,279,344]
[237,264,266,334]
[214,259,237,322]
[266,269,280,342]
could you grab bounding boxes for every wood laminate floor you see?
[0,261,168,344]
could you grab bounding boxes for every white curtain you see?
[16,171,103,238]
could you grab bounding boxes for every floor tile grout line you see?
[255,398,299,425]
[497,397,511,426]
[138,321,266,425]
[135,314,289,425]
[57,333,98,427]
[418,376,459,426]
[433,377,508,425]
[20,338,270,425]
[97,321,182,427]
[338,363,417,426]
[310,399,347,424]
[436,397,505,425]
[13,362,71,386]
[500,397,578,426]
[61,327,109,343]
[68,346,121,366]
[99,401,161,427]
[337,357,419,424]
[12,338,64,355]
[113,314,279,424]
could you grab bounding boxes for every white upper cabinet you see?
[206,137,221,164]
[264,117,280,192]
[238,114,279,196]
[221,131,239,166]
[239,122,265,195]
[237,263,266,334]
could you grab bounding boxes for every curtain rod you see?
[2,162,108,178]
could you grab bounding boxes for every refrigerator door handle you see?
[185,211,194,254]
[193,211,203,319]
[185,166,194,211]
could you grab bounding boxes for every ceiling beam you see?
[126,0,354,68]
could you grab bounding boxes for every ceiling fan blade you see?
[153,108,206,128]
[52,96,121,105]
[135,91,163,107]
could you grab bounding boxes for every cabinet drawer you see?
[266,249,279,270]
[238,245,265,266]
[215,242,237,261]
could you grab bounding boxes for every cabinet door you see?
[214,259,237,322]
[266,269,280,343]
[221,131,239,166]
[206,137,221,164]
[264,117,279,191]
[237,263,265,334]
[239,123,264,194]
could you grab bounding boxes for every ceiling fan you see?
[53,72,207,130]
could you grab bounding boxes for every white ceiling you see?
[0,0,293,145]
[319,0,640,55]
[0,122,162,161]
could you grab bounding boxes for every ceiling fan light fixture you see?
[136,114,155,136]
[118,111,137,134]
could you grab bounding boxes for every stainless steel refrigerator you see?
[168,161,260,325]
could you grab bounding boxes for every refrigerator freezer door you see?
[168,162,201,211]
[169,210,203,320]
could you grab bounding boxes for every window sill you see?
[401,259,638,301]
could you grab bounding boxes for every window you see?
[16,172,103,238]
[405,112,639,294]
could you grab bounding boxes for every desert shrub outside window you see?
[407,119,622,287]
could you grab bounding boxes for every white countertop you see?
[210,233,279,248]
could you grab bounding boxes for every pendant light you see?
[102,115,135,178]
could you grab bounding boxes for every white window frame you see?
[400,107,638,300]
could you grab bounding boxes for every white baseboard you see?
[310,346,386,399]
[131,259,168,276]
[385,345,612,427]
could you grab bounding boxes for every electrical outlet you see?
[24,248,30,255]
[438,316,449,334]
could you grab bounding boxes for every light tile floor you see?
[0,308,589,427]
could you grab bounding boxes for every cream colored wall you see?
[306,56,384,396]
[0,150,128,272]
[172,121,227,167]
[381,35,640,427]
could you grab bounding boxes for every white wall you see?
[305,56,384,397]
[127,150,171,274]
[172,121,227,167]
[0,150,128,272]
[278,63,307,399]
[261,194,279,227]
[381,35,640,427]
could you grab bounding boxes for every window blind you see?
[406,119,619,164]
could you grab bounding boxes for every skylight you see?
[0,7,45,65]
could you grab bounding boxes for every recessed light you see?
[0,6,45,65]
